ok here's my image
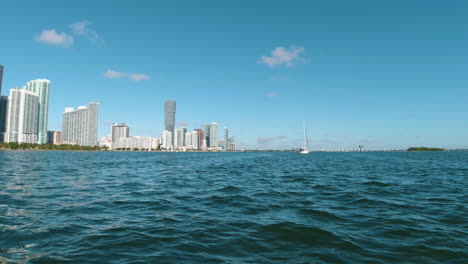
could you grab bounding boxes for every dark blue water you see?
[0,151,466,263]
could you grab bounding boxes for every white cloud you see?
[130,73,150,81]
[70,20,102,42]
[266,92,280,99]
[104,69,150,82]
[104,69,127,79]
[35,29,73,47]
[261,46,304,68]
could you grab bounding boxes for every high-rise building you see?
[181,127,187,145]
[47,131,62,145]
[194,128,204,150]
[5,88,39,143]
[203,124,210,147]
[0,65,3,96]
[0,96,7,142]
[185,132,192,148]
[112,123,130,145]
[164,100,176,145]
[24,79,50,144]
[161,130,172,150]
[209,122,218,148]
[191,131,199,150]
[223,127,229,150]
[174,128,183,148]
[0,65,5,142]
[62,101,99,146]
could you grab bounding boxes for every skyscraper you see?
[191,131,199,150]
[203,124,210,147]
[0,96,7,142]
[194,128,204,150]
[112,123,130,145]
[174,128,183,148]
[5,88,39,143]
[209,122,218,148]
[62,101,99,146]
[164,100,176,145]
[24,79,50,144]
[224,127,229,150]
[185,132,192,148]
[0,66,5,142]
[0,65,3,96]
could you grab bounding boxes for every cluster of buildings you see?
[0,65,235,151]
[100,100,236,151]
[0,64,99,146]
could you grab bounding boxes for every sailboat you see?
[300,121,310,154]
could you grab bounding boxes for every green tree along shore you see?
[0,142,108,151]
[407,147,444,151]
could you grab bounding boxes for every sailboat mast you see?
[303,120,309,149]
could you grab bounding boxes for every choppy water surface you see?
[0,151,466,263]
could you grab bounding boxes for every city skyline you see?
[1,1,467,149]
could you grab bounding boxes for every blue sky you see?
[1,0,467,149]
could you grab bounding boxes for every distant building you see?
[151,137,161,150]
[185,132,192,148]
[223,127,229,150]
[203,124,210,148]
[174,128,183,148]
[0,96,7,142]
[0,65,3,97]
[228,143,236,151]
[47,131,62,145]
[99,135,112,149]
[62,101,99,146]
[161,130,172,150]
[194,128,204,150]
[24,79,50,144]
[209,122,218,148]
[116,136,153,151]
[112,123,130,145]
[5,88,39,143]
[164,100,176,145]
[191,131,199,150]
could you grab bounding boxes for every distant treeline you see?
[0,142,108,151]
[407,147,444,151]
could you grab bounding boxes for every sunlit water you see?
[0,151,466,263]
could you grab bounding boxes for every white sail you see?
[300,120,310,154]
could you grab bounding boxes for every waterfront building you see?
[62,101,99,146]
[224,127,229,150]
[161,130,172,150]
[116,136,153,151]
[194,128,203,150]
[24,79,50,144]
[164,100,176,145]
[209,122,218,148]
[112,123,130,145]
[228,143,236,151]
[191,131,199,150]
[203,124,210,147]
[47,131,62,145]
[185,132,192,148]
[99,135,112,149]
[174,128,183,148]
[181,127,187,145]
[151,137,161,150]
[0,65,3,97]
[0,96,7,142]
[5,88,39,143]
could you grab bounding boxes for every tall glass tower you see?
[0,65,4,96]
[24,79,50,144]
[164,100,176,144]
